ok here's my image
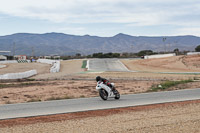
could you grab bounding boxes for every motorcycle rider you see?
[96,76,117,92]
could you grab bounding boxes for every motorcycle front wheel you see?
[99,89,108,100]
[114,90,120,99]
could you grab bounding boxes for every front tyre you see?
[114,90,120,100]
[99,89,108,100]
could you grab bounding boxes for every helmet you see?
[111,83,115,87]
[96,76,101,82]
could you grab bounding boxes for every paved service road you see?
[88,59,129,72]
[1,88,200,120]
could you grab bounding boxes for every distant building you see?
[43,55,60,60]
[44,56,51,59]
[0,55,7,61]
[14,55,27,60]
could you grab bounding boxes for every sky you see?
[0,0,200,37]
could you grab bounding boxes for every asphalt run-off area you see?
[87,59,129,72]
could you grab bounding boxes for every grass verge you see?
[27,98,41,102]
[81,60,87,68]
[0,82,43,89]
[150,79,193,92]
[0,84,12,88]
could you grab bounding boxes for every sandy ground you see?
[31,55,200,81]
[1,55,200,79]
[1,79,200,104]
[121,55,200,72]
[0,80,161,104]
[1,100,200,133]
[1,55,200,104]
[31,59,85,79]
[2,55,199,81]
[81,71,200,81]
[1,55,200,132]
[0,59,84,78]
[0,63,50,75]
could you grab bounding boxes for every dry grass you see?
[0,80,160,104]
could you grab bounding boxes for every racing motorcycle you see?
[96,81,120,100]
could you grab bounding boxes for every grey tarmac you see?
[0,88,200,120]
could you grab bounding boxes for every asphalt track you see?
[88,59,129,72]
[87,59,200,74]
[0,88,200,120]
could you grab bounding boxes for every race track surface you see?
[88,59,129,72]
[0,88,200,120]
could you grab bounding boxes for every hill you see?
[0,32,200,56]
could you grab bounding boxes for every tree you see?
[92,53,103,58]
[92,52,120,58]
[137,50,153,57]
[195,45,200,52]
[174,48,179,55]
[76,53,81,57]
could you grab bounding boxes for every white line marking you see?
[118,60,130,71]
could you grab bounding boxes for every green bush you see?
[92,52,120,58]
[195,45,200,52]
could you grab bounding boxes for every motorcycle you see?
[96,81,120,100]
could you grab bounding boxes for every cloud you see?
[0,0,200,36]
[57,26,86,35]
[176,27,200,36]
[0,0,199,24]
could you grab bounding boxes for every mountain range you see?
[0,32,200,56]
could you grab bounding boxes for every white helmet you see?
[111,83,115,87]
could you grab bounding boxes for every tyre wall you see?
[187,52,200,55]
[0,60,18,64]
[0,70,37,80]
[17,60,30,63]
[0,65,6,68]
[37,59,60,73]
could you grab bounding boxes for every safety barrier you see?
[50,61,60,73]
[86,60,89,70]
[0,65,6,68]
[144,53,176,59]
[0,70,37,80]
[37,59,54,64]
[17,60,30,63]
[0,60,18,64]
[187,52,200,55]
[37,59,60,73]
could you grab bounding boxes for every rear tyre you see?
[114,90,120,100]
[99,89,108,100]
